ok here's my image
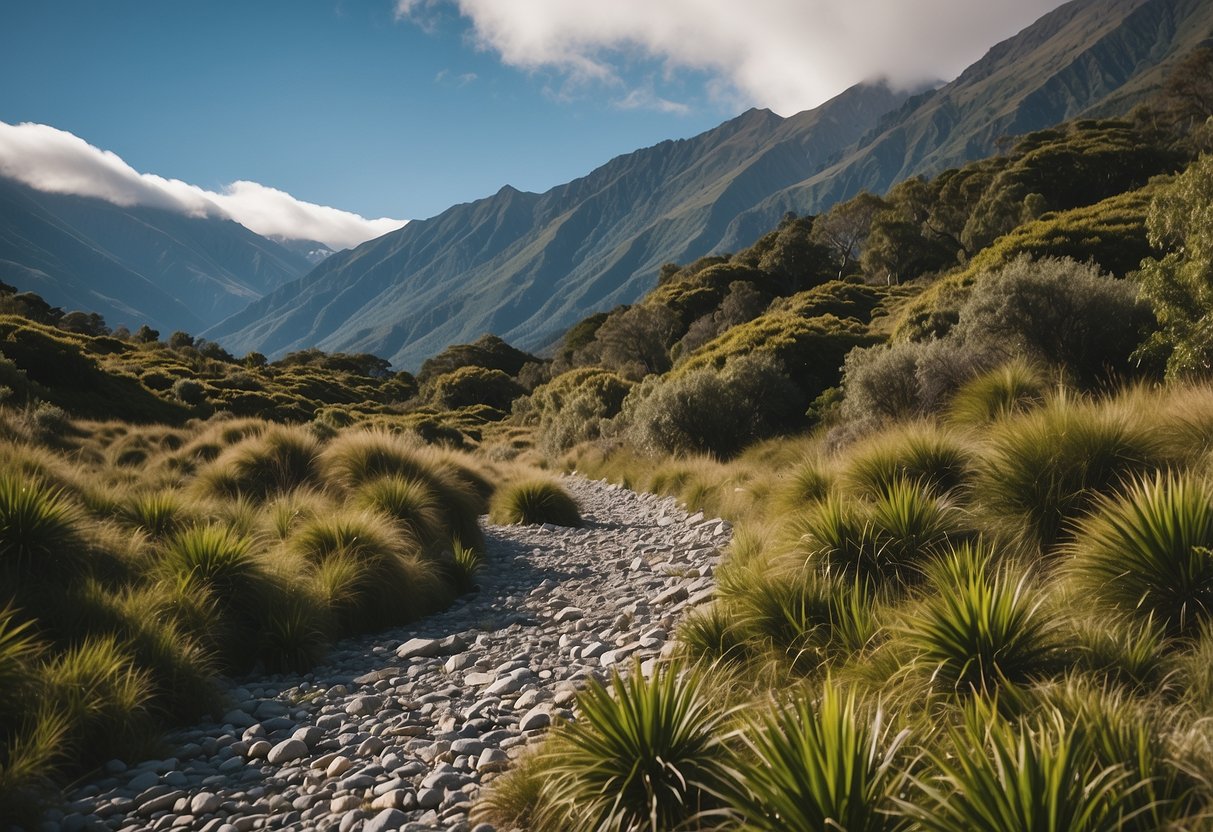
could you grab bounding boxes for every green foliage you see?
[947,360,1047,426]
[426,365,525,411]
[538,662,733,831]
[972,395,1165,552]
[900,543,1058,694]
[951,255,1151,386]
[842,425,972,499]
[0,472,87,593]
[793,483,966,588]
[490,479,582,527]
[621,352,803,459]
[354,476,446,549]
[724,685,908,832]
[1136,155,1213,377]
[199,426,323,500]
[1069,472,1213,637]
[901,701,1139,832]
[417,333,537,384]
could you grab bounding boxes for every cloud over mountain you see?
[398,0,1067,114]
[0,121,406,250]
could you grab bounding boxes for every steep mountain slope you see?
[0,177,311,333]
[721,0,1213,246]
[206,83,909,368]
[209,0,1213,370]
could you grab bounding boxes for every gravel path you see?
[41,477,728,832]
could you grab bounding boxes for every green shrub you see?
[427,365,525,411]
[951,255,1151,387]
[199,426,323,500]
[899,543,1058,694]
[537,662,734,831]
[724,685,908,832]
[973,395,1165,552]
[490,479,582,527]
[947,359,1047,426]
[621,352,801,458]
[1069,473,1213,637]
[900,701,1140,831]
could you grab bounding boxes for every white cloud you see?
[397,0,1067,115]
[615,87,691,116]
[0,121,406,250]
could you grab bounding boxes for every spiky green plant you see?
[678,604,753,667]
[41,635,155,770]
[973,396,1164,552]
[900,543,1058,694]
[258,590,331,673]
[355,476,446,549]
[490,479,582,527]
[794,484,963,588]
[160,524,258,598]
[0,604,42,730]
[0,706,69,828]
[734,570,879,673]
[899,700,1143,832]
[199,426,323,500]
[449,538,483,595]
[1069,472,1213,637]
[538,661,735,831]
[1071,612,1171,692]
[0,471,83,582]
[121,491,187,539]
[724,684,909,832]
[320,429,434,490]
[948,359,1046,427]
[844,426,972,500]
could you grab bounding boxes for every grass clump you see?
[972,394,1165,553]
[0,472,84,583]
[1069,472,1213,637]
[900,700,1143,831]
[537,661,734,831]
[198,425,323,500]
[724,684,908,832]
[948,359,1047,426]
[842,424,973,499]
[899,542,1059,694]
[490,478,582,527]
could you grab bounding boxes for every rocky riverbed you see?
[40,477,728,832]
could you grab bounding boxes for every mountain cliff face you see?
[0,178,311,334]
[208,0,1213,370]
[205,84,909,368]
[724,0,1213,245]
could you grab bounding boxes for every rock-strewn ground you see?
[42,477,728,832]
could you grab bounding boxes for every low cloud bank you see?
[0,121,406,250]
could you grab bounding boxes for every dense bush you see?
[619,352,801,458]
[426,366,526,411]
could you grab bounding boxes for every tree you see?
[1135,154,1213,377]
[1161,46,1213,130]
[810,192,887,277]
[58,311,109,336]
[590,304,679,380]
[134,324,160,343]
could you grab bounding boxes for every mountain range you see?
[0,176,313,335]
[2,0,1211,369]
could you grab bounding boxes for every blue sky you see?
[0,0,1066,244]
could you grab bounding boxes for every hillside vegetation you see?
[1,42,1212,832]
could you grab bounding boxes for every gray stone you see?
[476,748,509,773]
[519,705,552,732]
[346,694,385,716]
[416,788,443,810]
[364,808,408,832]
[266,738,308,764]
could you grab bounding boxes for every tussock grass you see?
[724,684,908,832]
[354,476,446,549]
[536,661,734,831]
[197,425,324,500]
[948,359,1047,427]
[972,394,1166,553]
[842,423,973,500]
[0,471,85,583]
[900,700,1144,832]
[898,543,1059,695]
[1069,472,1213,638]
[490,478,582,527]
